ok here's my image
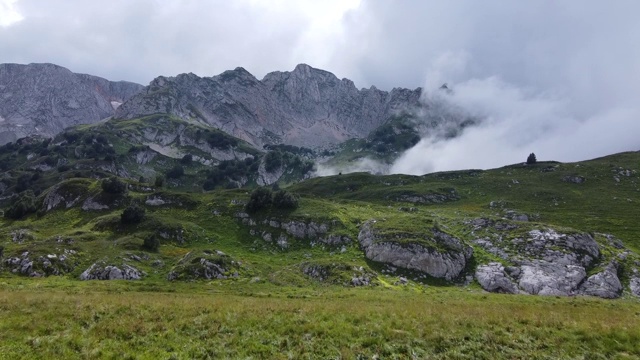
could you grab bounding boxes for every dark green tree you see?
[526,153,537,165]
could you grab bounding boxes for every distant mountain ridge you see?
[114,64,423,149]
[0,63,144,145]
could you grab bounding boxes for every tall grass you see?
[0,286,638,359]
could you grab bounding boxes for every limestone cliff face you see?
[0,63,143,145]
[115,64,422,149]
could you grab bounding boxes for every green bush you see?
[143,234,160,252]
[273,190,299,210]
[4,190,38,220]
[101,177,127,194]
[245,187,273,213]
[121,204,146,224]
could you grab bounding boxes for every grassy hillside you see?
[1,151,640,358]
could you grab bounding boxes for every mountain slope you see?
[1,146,639,300]
[0,63,143,145]
[114,64,422,148]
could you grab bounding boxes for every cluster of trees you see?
[203,157,259,190]
[245,187,299,213]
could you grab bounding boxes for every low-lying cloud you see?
[391,66,640,174]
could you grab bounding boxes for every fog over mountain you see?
[1,1,639,173]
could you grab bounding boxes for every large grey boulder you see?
[517,261,586,296]
[578,263,622,299]
[475,263,519,294]
[358,221,472,281]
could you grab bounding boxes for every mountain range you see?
[0,63,423,150]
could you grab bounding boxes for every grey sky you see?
[1,0,639,170]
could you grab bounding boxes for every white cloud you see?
[0,0,23,27]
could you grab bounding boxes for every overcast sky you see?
[1,0,639,171]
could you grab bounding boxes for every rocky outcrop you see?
[475,263,519,294]
[167,250,240,281]
[115,64,422,149]
[471,226,627,298]
[357,220,472,281]
[41,180,91,212]
[578,263,622,298]
[80,263,144,280]
[0,63,143,145]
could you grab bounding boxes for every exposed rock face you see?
[80,263,144,280]
[0,63,143,145]
[578,263,622,298]
[357,220,472,281]
[115,64,422,149]
[475,263,519,294]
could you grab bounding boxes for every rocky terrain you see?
[0,63,143,145]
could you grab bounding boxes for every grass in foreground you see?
[0,283,639,359]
